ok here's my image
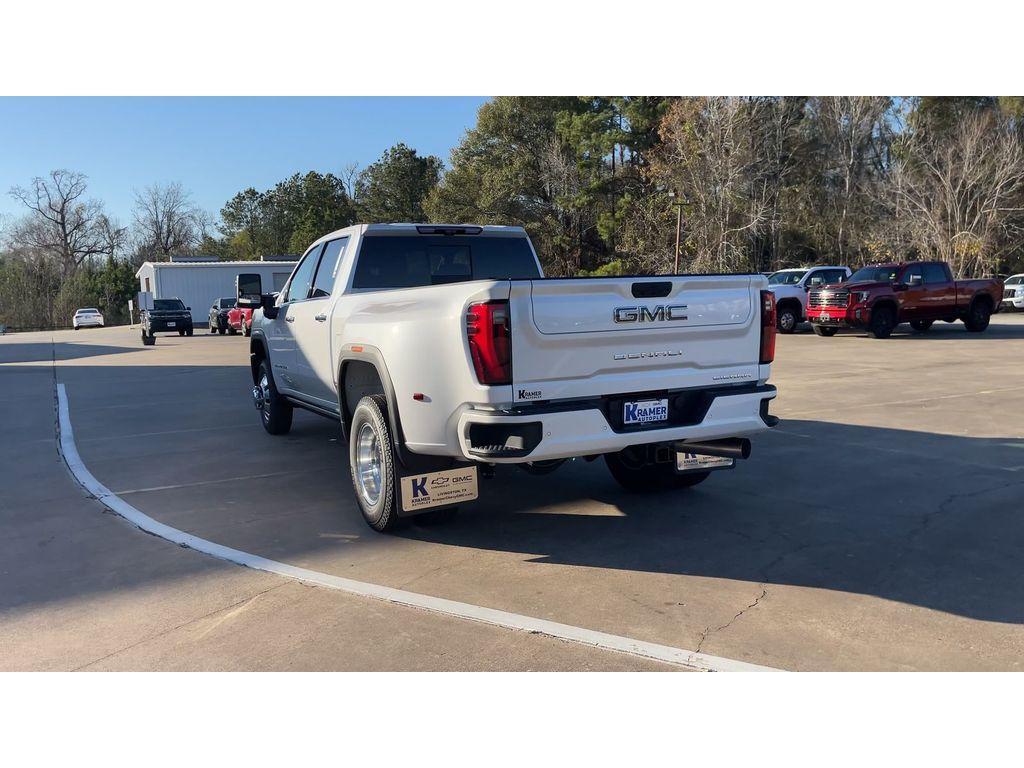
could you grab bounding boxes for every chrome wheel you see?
[257,373,271,422]
[779,310,796,332]
[355,422,383,507]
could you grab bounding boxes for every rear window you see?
[220,298,236,308]
[352,235,540,290]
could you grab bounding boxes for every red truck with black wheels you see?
[806,261,1003,339]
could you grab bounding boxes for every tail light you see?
[467,300,512,385]
[760,290,776,364]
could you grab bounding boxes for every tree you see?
[132,182,207,261]
[8,169,123,278]
[220,188,265,259]
[355,143,442,223]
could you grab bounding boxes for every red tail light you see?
[467,300,512,385]
[760,290,777,364]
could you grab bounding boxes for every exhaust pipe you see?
[675,438,751,460]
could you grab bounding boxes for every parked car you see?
[1002,274,1024,311]
[766,266,851,333]
[141,297,193,345]
[227,304,255,336]
[237,223,779,532]
[72,307,105,330]
[806,261,1004,338]
[208,297,237,334]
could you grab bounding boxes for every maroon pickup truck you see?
[806,260,1003,338]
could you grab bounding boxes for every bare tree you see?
[893,112,1024,277]
[8,170,122,277]
[132,182,206,260]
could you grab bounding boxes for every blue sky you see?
[0,97,489,227]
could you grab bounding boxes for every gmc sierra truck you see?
[766,265,851,333]
[237,224,779,532]
[807,261,1003,338]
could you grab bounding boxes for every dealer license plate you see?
[676,452,735,473]
[167,321,176,327]
[623,398,669,425]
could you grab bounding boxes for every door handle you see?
[285,316,294,322]
[315,313,327,322]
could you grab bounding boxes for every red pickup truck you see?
[227,305,254,336]
[807,261,1003,338]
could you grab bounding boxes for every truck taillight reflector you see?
[760,290,776,364]
[467,301,512,385]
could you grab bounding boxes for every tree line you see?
[3,97,1023,330]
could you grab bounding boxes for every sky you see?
[0,97,490,228]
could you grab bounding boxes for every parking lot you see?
[2,315,1023,671]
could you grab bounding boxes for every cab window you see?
[923,263,948,284]
[284,244,324,302]
[310,238,349,299]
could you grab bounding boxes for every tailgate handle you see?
[632,281,672,298]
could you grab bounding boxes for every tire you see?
[210,322,217,334]
[867,305,896,339]
[218,327,226,335]
[813,325,838,337]
[74,326,79,331]
[186,327,193,336]
[178,329,185,336]
[228,326,237,335]
[604,448,710,492]
[142,329,155,346]
[255,359,293,436]
[964,300,992,333]
[349,394,403,532]
[910,319,934,333]
[777,305,799,334]
[242,321,251,337]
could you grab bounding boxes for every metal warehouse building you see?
[136,258,297,323]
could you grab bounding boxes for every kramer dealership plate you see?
[623,398,669,425]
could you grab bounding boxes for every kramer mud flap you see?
[400,466,479,515]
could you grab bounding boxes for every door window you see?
[903,265,924,287]
[284,245,324,303]
[310,238,349,298]
[922,263,948,284]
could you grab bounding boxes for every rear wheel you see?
[349,394,403,532]
[604,447,710,492]
[209,322,217,334]
[964,300,992,332]
[256,360,293,435]
[867,305,896,339]
[186,327,193,336]
[218,327,226,335]
[813,325,838,337]
[178,329,185,336]
[228,326,237,335]
[776,304,800,334]
[910,319,934,333]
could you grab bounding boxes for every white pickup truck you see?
[237,224,779,531]
[767,266,851,333]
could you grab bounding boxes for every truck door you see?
[270,245,322,395]
[897,264,927,320]
[290,236,349,407]
[922,262,956,318]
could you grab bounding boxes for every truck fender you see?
[337,346,413,466]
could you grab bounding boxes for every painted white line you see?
[56,383,780,673]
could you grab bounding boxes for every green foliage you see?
[354,143,443,223]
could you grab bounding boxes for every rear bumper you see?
[453,384,777,463]
[73,318,104,328]
[147,318,193,332]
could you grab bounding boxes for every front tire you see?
[218,327,226,335]
[867,305,896,339]
[604,448,710,492]
[349,394,402,532]
[256,360,293,435]
[812,325,838,337]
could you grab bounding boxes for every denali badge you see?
[613,350,683,360]
[613,304,688,323]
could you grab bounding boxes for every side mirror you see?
[237,273,263,308]
[186,306,191,311]
[261,294,279,320]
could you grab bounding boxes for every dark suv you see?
[208,297,236,334]
[141,298,193,345]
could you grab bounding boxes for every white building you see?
[136,259,297,323]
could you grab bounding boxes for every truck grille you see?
[809,290,850,308]
[1005,288,1017,299]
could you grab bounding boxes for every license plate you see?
[623,398,669,425]
[167,321,176,327]
[819,312,831,321]
[400,466,478,513]
[676,452,735,473]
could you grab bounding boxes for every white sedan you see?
[72,308,105,330]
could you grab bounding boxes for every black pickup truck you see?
[141,298,194,345]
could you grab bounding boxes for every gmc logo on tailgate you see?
[613,305,688,323]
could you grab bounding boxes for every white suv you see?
[767,266,851,333]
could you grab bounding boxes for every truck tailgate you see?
[508,275,762,403]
